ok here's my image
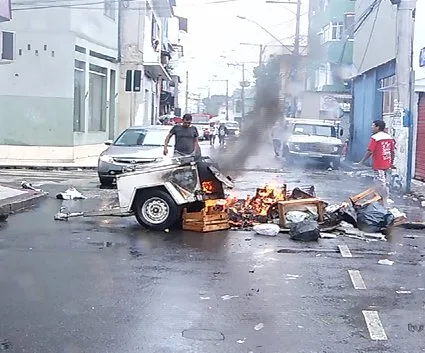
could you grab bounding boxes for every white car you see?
[285,119,344,168]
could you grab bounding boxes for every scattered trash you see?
[236,338,246,344]
[249,269,255,273]
[254,323,264,331]
[21,181,46,194]
[54,207,84,221]
[396,290,412,294]
[400,222,425,230]
[0,338,11,350]
[320,232,337,239]
[364,232,386,241]
[253,223,280,237]
[421,200,425,208]
[285,274,301,280]
[378,259,394,266]
[56,187,87,200]
[200,297,211,300]
[389,208,407,226]
[289,220,320,242]
[221,294,239,300]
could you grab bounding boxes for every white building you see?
[0,0,120,162]
[119,0,186,130]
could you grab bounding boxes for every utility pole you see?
[225,79,229,121]
[241,63,246,122]
[259,45,263,66]
[262,0,302,118]
[291,0,302,118]
[185,71,189,113]
[394,0,416,192]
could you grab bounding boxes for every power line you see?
[12,0,234,11]
[357,0,382,72]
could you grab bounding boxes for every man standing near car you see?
[357,120,396,208]
[163,113,201,159]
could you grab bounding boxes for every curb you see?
[0,192,47,218]
[0,165,97,171]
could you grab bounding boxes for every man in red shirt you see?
[358,120,396,207]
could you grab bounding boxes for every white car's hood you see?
[288,135,342,146]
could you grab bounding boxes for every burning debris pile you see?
[223,184,316,229]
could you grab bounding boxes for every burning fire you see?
[226,184,288,228]
[202,181,214,194]
[201,182,315,229]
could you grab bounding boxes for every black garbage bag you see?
[356,202,395,233]
[290,220,320,242]
[341,205,357,227]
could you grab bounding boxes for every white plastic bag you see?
[253,224,280,237]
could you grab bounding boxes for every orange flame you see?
[202,181,214,194]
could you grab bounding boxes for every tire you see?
[99,176,114,186]
[133,189,178,231]
[331,158,341,170]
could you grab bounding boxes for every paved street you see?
[0,146,425,353]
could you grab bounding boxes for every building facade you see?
[304,0,354,121]
[118,0,186,130]
[0,0,11,22]
[351,0,398,162]
[0,0,119,162]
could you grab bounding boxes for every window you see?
[104,0,115,20]
[88,64,107,132]
[114,129,173,146]
[293,124,336,138]
[344,13,355,39]
[381,75,396,115]
[323,21,343,42]
[73,60,86,132]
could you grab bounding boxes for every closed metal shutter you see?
[415,93,425,180]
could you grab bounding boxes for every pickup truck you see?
[284,119,344,169]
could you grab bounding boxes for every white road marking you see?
[362,310,388,340]
[338,244,352,257]
[348,270,366,289]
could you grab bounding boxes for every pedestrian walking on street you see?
[218,123,228,147]
[271,120,286,157]
[163,113,201,160]
[357,120,396,208]
[210,122,218,146]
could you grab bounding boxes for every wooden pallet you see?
[182,208,230,233]
[350,188,382,207]
[277,198,325,228]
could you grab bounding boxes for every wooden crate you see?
[182,208,230,233]
[277,198,325,228]
[350,188,382,207]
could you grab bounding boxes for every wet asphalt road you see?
[0,145,425,353]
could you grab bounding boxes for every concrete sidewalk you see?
[0,185,46,219]
[0,157,98,170]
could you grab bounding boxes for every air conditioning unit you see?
[0,31,16,64]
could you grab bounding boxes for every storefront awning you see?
[144,62,172,82]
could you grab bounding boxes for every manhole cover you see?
[182,329,224,341]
